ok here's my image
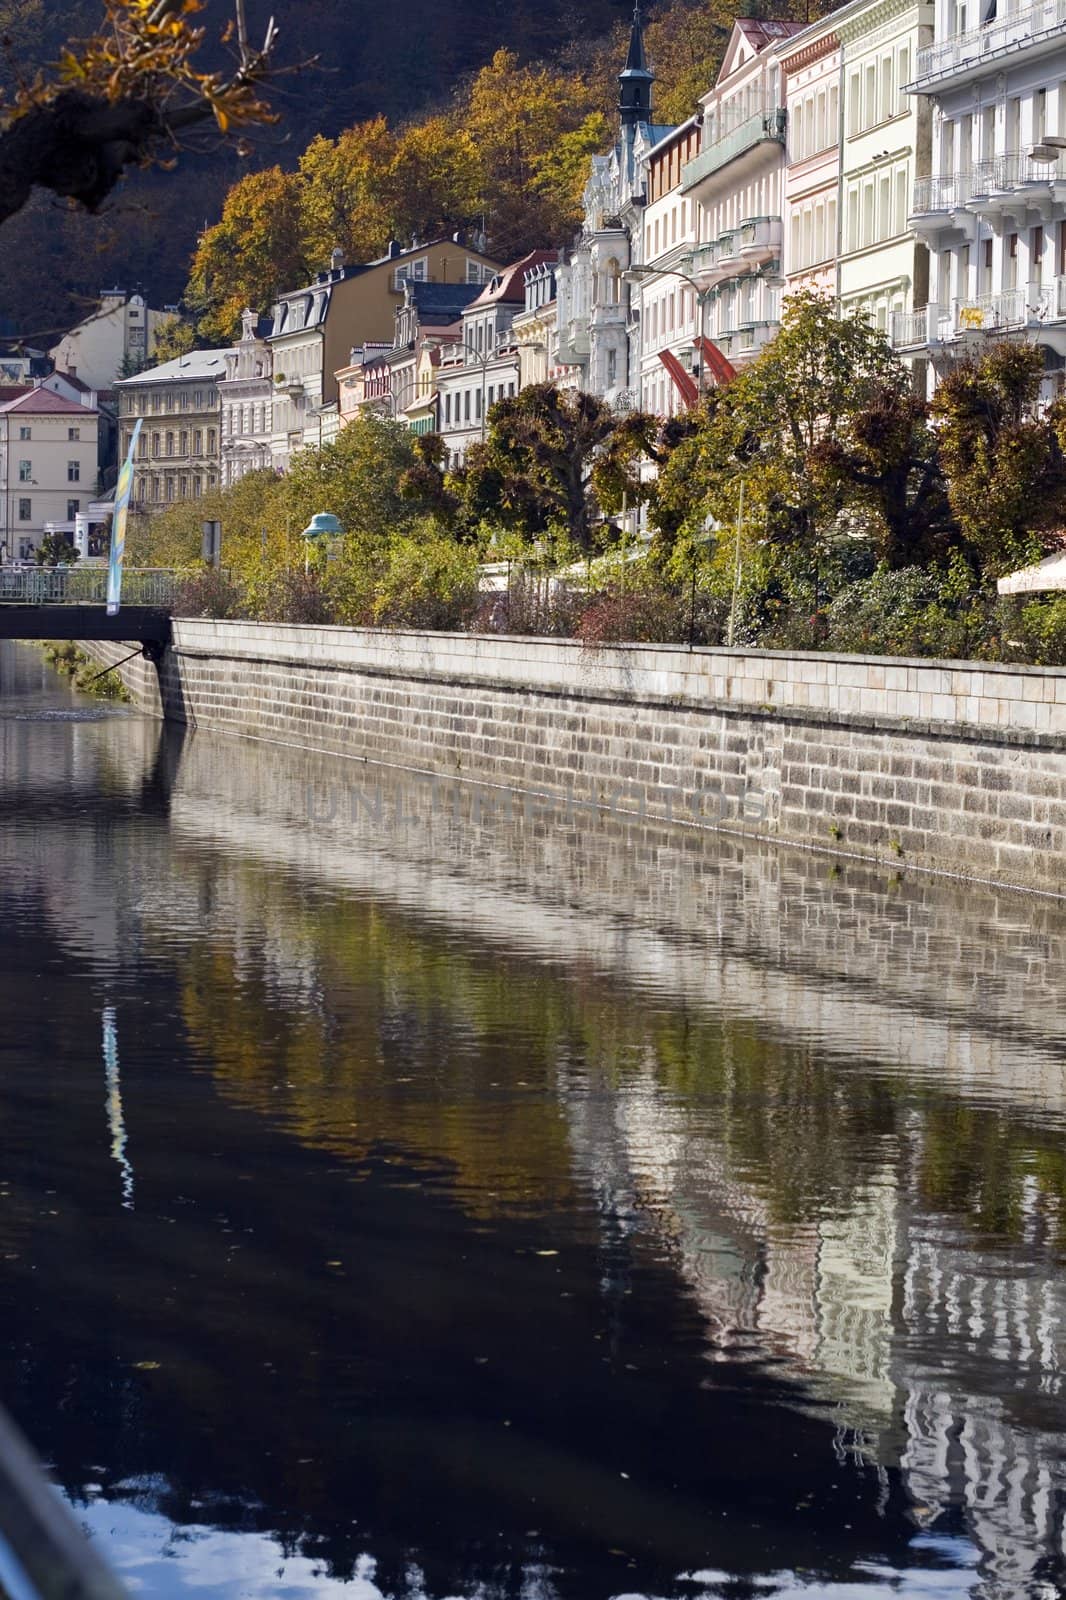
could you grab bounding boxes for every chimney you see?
[331,246,345,275]
[387,239,402,259]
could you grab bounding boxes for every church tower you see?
[618,2,654,131]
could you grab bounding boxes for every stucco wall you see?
[84,621,1066,896]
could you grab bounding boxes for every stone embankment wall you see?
[85,621,1066,895]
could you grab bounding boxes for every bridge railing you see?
[0,568,183,607]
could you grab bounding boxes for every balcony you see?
[890,305,952,348]
[735,321,778,358]
[912,154,1065,228]
[912,0,1066,87]
[739,215,783,264]
[681,108,787,197]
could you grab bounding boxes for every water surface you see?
[0,638,1064,1600]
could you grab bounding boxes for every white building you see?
[49,289,173,392]
[894,0,1066,399]
[0,388,99,560]
[437,252,555,463]
[635,117,702,416]
[556,8,674,403]
[837,0,933,343]
[683,21,802,371]
[219,310,274,488]
[780,17,842,304]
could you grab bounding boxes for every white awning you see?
[997,552,1066,594]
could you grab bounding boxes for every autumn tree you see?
[810,384,956,568]
[459,383,634,553]
[185,166,309,341]
[0,0,280,231]
[464,49,602,260]
[151,314,196,362]
[932,341,1066,577]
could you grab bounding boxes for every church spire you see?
[618,0,654,130]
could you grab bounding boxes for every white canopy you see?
[997,552,1066,594]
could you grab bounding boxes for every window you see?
[193,390,203,409]
[67,460,80,482]
[66,498,80,520]
[68,427,80,441]
[17,498,30,520]
[475,388,482,419]
[193,429,203,455]
[445,393,452,425]
[18,460,31,482]
[165,431,174,456]
[606,347,617,387]
[207,428,216,455]
[165,392,175,412]
[180,430,188,454]
[18,426,30,441]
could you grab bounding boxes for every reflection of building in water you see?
[563,1071,1066,1597]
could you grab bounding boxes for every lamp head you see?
[301,511,344,540]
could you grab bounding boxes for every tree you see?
[459,382,630,553]
[932,341,1066,577]
[809,384,956,568]
[185,166,310,341]
[464,49,602,260]
[35,532,80,567]
[151,314,196,363]
[657,292,909,556]
[0,0,280,231]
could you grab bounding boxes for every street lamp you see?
[301,510,344,573]
[623,263,716,399]
[433,335,545,442]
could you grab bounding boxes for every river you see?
[0,638,1064,1600]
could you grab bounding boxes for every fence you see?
[0,568,183,607]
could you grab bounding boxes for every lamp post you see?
[622,263,714,398]
[301,510,344,574]
[433,335,545,444]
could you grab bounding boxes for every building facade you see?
[49,289,173,392]
[684,21,803,372]
[556,9,673,402]
[0,388,99,560]
[219,311,274,488]
[895,0,1066,397]
[437,252,555,463]
[267,239,501,471]
[635,117,702,416]
[781,20,842,303]
[837,0,934,340]
[115,350,227,512]
[512,259,566,389]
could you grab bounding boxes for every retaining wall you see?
[84,622,1066,895]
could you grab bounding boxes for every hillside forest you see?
[0,0,817,343]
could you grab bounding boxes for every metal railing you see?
[914,0,1066,82]
[913,153,1063,215]
[681,108,787,193]
[0,568,182,606]
[891,306,936,347]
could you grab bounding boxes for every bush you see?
[172,567,246,619]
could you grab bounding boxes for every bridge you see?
[0,568,178,652]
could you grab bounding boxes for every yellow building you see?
[268,239,500,470]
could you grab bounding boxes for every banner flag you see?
[106,418,142,617]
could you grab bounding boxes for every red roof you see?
[0,386,96,415]
[468,250,558,309]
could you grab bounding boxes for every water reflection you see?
[0,639,1064,1599]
